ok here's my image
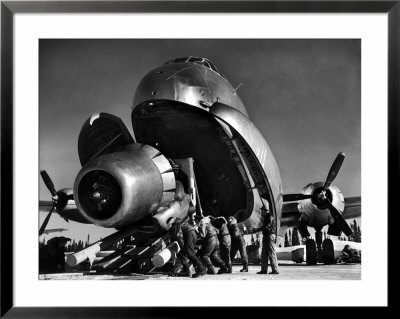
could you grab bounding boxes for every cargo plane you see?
[39,56,361,271]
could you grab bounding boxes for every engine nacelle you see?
[54,187,75,212]
[297,182,345,228]
[73,144,176,228]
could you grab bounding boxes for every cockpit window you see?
[188,57,203,63]
[208,62,218,72]
[171,57,189,63]
[165,56,225,78]
[203,61,211,68]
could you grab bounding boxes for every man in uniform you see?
[339,244,361,263]
[40,236,71,273]
[197,217,229,275]
[252,210,279,275]
[228,216,249,272]
[170,217,206,278]
[169,218,193,277]
[211,216,232,273]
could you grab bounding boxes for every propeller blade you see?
[283,193,314,202]
[325,199,353,236]
[323,152,345,192]
[40,170,57,196]
[39,205,55,236]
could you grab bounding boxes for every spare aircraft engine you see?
[73,144,176,229]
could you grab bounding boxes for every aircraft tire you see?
[322,238,335,264]
[306,239,317,265]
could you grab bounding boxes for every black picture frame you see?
[1,0,395,317]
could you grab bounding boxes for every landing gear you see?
[322,238,335,264]
[305,227,323,265]
[315,228,323,263]
[306,239,317,265]
[305,227,336,265]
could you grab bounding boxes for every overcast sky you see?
[39,39,360,243]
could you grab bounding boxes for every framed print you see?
[1,0,396,316]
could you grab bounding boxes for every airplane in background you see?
[39,56,361,272]
[39,189,91,237]
[279,193,361,264]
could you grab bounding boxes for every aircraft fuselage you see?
[131,57,283,233]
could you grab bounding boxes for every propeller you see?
[39,205,55,236]
[282,152,352,236]
[41,170,57,197]
[322,152,345,192]
[282,193,314,202]
[283,152,346,203]
[324,197,353,236]
[39,170,58,236]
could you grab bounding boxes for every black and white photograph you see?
[0,0,395,314]
[39,39,362,281]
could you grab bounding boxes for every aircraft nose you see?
[133,67,176,107]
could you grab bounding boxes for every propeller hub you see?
[312,187,333,209]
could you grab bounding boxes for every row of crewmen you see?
[169,210,279,278]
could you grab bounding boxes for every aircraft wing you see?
[39,200,53,213]
[280,202,301,229]
[39,200,91,224]
[280,196,361,230]
[41,228,68,235]
[340,196,362,220]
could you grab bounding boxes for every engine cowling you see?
[73,144,176,228]
[297,182,345,227]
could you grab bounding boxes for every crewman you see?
[170,217,206,278]
[252,210,279,275]
[39,236,71,273]
[197,217,229,274]
[211,216,232,273]
[227,216,249,272]
[169,218,193,277]
[339,244,361,263]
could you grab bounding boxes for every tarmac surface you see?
[39,262,361,280]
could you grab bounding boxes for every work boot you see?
[181,259,193,277]
[192,271,204,278]
[257,270,268,274]
[269,271,279,275]
[240,265,248,272]
[207,266,216,275]
[181,267,193,278]
[201,257,216,274]
[227,264,232,273]
[192,267,206,278]
[217,265,228,274]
